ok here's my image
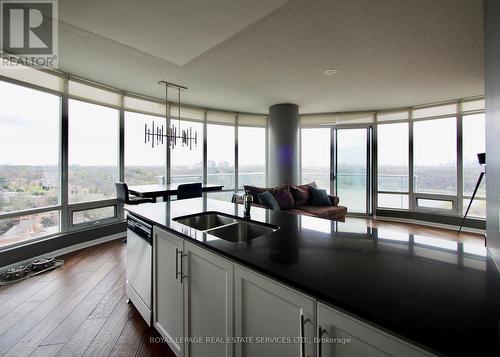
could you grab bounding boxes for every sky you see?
[0,81,60,165]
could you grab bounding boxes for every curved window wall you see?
[300,98,486,220]
[0,65,484,250]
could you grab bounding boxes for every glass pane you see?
[171,120,204,183]
[463,198,486,219]
[125,112,166,185]
[337,129,367,213]
[413,118,457,194]
[378,193,409,209]
[207,124,235,189]
[69,100,119,203]
[0,210,59,248]
[0,81,60,214]
[301,128,330,192]
[205,191,234,202]
[417,198,453,210]
[463,113,485,197]
[238,127,266,188]
[72,206,115,225]
[377,123,408,192]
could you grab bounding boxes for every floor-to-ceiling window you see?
[125,111,166,186]
[207,124,235,187]
[238,126,266,188]
[462,112,486,218]
[66,80,122,229]
[413,118,457,196]
[170,105,205,184]
[68,99,119,203]
[171,120,204,183]
[377,122,409,209]
[206,110,236,201]
[301,128,331,192]
[0,80,61,247]
[335,128,369,213]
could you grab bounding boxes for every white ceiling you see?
[57,0,484,114]
[59,0,289,66]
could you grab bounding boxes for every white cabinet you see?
[234,266,316,357]
[153,228,234,357]
[316,302,434,357]
[153,227,185,357]
[184,242,234,357]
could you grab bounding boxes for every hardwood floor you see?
[0,220,485,357]
[0,239,174,357]
[361,217,485,246]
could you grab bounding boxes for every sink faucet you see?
[243,190,253,218]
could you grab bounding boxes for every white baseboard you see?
[373,215,486,236]
[0,232,126,271]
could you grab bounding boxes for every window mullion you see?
[61,76,69,232]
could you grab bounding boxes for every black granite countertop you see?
[125,198,500,357]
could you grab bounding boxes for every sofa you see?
[235,182,347,222]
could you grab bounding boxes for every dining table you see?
[127,183,224,202]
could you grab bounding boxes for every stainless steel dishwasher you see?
[126,214,153,325]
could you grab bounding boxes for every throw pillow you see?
[291,182,317,208]
[309,187,331,206]
[272,189,295,210]
[257,191,281,211]
[244,185,271,204]
[244,184,292,206]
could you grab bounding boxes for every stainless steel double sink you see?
[174,212,279,242]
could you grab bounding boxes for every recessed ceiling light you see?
[323,69,338,76]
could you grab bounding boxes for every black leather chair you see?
[115,182,154,205]
[177,183,203,200]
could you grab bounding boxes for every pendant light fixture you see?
[144,81,198,149]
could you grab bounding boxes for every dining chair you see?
[177,183,203,200]
[115,182,154,205]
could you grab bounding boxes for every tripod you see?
[457,171,485,237]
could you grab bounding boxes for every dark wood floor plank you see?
[41,261,125,346]
[0,242,117,353]
[55,318,107,357]
[3,259,123,357]
[0,281,52,319]
[0,242,124,357]
[87,273,126,320]
[0,271,94,355]
[82,292,131,357]
[136,327,176,357]
[0,301,39,337]
[109,312,147,357]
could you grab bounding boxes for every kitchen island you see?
[125,197,500,357]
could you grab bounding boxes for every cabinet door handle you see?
[175,248,180,280]
[300,314,310,357]
[318,325,323,357]
[180,252,187,284]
